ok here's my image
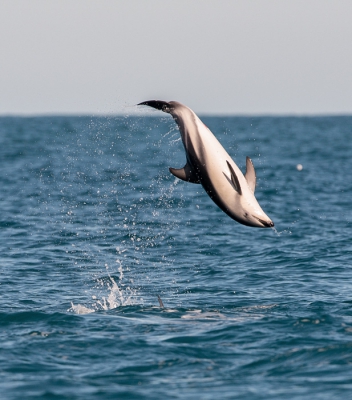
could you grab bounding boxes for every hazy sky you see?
[1,0,352,115]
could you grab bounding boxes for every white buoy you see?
[296,164,303,171]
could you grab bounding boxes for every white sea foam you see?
[69,303,95,314]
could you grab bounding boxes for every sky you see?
[1,0,352,115]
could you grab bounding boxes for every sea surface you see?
[0,113,352,399]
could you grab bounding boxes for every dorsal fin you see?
[245,156,256,193]
[169,162,200,184]
[226,160,242,195]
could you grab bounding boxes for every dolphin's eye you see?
[244,212,248,218]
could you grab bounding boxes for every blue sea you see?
[0,113,352,399]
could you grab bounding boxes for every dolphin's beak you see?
[138,100,171,113]
[262,219,275,228]
[253,215,275,228]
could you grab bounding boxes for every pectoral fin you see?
[245,156,256,193]
[169,162,200,184]
[226,161,242,195]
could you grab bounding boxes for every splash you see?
[271,226,292,236]
[96,276,136,310]
[69,261,139,314]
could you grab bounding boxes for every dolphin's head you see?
[226,190,274,228]
[238,205,274,228]
[224,195,274,228]
[224,160,274,228]
[138,100,174,113]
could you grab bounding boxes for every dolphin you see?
[138,100,274,228]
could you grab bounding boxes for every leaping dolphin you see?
[138,100,274,228]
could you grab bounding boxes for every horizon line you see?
[1,111,352,118]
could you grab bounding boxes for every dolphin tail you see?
[138,100,171,113]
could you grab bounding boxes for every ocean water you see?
[0,113,351,399]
